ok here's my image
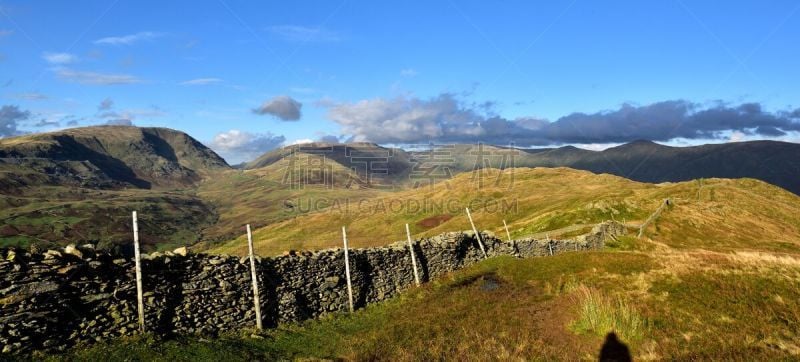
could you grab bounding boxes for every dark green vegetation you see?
[0,126,228,250]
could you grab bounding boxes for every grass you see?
[571,285,648,342]
[0,186,217,252]
[5,164,800,359]
[34,243,800,360]
[194,168,387,247]
[209,168,656,255]
[209,168,800,257]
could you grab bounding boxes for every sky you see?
[1,1,799,163]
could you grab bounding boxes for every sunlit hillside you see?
[210,167,800,256]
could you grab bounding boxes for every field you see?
[38,166,800,360]
[209,167,800,256]
[0,185,216,251]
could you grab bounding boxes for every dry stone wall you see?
[0,221,624,355]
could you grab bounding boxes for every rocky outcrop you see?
[0,222,623,355]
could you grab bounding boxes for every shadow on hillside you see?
[53,135,151,188]
[599,332,631,362]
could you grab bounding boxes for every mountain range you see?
[0,125,798,250]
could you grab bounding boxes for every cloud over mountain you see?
[325,94,800,145]
[98,98,114,111]
[209,129,286,164]
[253,96,302,121]
[0,105,30,137]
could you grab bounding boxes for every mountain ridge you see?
[246,139,800,195]
[0,126,230,190]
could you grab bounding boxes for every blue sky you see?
[1,1,799,163]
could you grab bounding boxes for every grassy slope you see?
[52,249,800,360]
[40,167,800,360]
[0,126,232,250]
[0,186,216,251]
[194,157,389,248]
[210,167,800,256]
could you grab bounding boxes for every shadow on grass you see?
[599,332,631,362]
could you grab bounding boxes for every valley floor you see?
[40,235,800,361]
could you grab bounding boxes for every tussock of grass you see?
[571,285,647,342]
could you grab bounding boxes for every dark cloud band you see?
[325,95,800,145]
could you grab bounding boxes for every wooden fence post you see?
[405,224,421,286]
[503,220,511,242]
[132,211,145,333]
[465,208,488,258]
[342,226,354,312]
[246,224,263,330]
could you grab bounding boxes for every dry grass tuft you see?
[571,285,647,342]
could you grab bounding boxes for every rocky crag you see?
[0,221,624,355]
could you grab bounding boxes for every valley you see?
[2,126,800,360]
[2,126,799,255]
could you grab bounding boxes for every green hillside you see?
[210,167,800,256]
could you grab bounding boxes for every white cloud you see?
[55,68,142,85]
[179,78,223,86]
[42,52,78,64]
[267,25,340,42]
[93,31,162,45]
[326,94,485,143]
[209,129,286,164]
[252,95,302,121]
[289,138,314,145]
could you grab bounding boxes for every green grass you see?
[605,234,653,251]
[647,270,800,359]
[0,187,217,252]
[571,285,648,342]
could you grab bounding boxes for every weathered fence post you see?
[342,226,354,312]
[132,211,145,333]
[246,224,263,330]
[405,224,421,286]
[503,219,511,242]
[465,208,488,258]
